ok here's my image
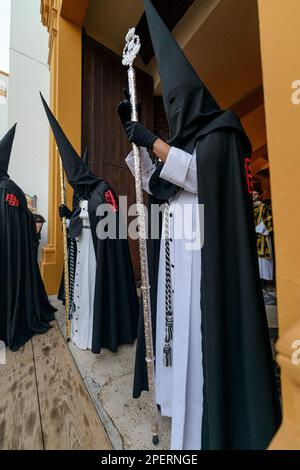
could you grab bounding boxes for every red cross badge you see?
[6,193,20,208]
[104,189,118,213]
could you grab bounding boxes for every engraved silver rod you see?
[124,31,159,444]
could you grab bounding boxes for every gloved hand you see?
[59,205,72,220]
[125,121,158,150]
[117,88,141,129]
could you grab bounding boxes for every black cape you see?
[133,130,281,449]
[61,181,139,354]
[0,176,56,351]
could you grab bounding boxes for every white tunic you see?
[126,147,203,450]
[71,199,97,350]
[255,219,274,281]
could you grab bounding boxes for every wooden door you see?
[82,33,154,280]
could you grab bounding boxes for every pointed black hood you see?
[40,93,101,196]
[0,124,17,177]
[73,147,90,209]
[143,0,251,154]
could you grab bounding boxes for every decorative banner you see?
[244,158,253,194]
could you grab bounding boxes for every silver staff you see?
[122,28,159,445]
[58,153,71,342]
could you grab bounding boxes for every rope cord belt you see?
[163,202,173,367]
[68,238,76,320]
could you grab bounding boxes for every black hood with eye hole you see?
[72,148,92,209]
[143,0,251,155]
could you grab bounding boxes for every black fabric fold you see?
[196,130,281,449]
[68,207,83,239]
[88,182,139,353]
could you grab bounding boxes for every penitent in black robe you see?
[58,182,139,353]
[0,176,56,351]
[133,0,281,450]
[134,129,281,449]
[40,92,139,354]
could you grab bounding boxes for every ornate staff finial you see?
[122,28,141,67]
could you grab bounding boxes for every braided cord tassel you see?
[164,203,173,367]
[68,238,76,320]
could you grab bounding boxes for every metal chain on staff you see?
[59,154,71,342]
[122,28,160,446]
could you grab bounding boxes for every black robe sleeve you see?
[88,185,139,354]
[0,180,56,351]
[196,129,281,449]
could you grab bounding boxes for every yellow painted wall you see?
[242,105,266,154]
[41,7,83,294]
[258,0,300,334]
[258,0,300,449]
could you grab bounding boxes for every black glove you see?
[117,88,142,129]
[125,121,158,150]
[59,205,72,220]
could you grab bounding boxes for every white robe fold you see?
[71,199,97,350]
[126,146,203,450]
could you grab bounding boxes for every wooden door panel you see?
[82,33,153,279]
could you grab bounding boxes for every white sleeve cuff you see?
[160,146,193,188]
[125,147,156,195]
[125,147,154,176]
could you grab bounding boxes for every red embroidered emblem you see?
[244,158,253,194]
[104,190,118,212]
[6,193,19,207]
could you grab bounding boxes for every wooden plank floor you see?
[0,323,112,450]
[0,342,43,450]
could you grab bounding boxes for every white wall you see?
[8,0,50,252]
[0,72,9,137]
